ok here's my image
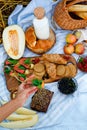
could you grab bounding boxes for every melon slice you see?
[0,114,38,128]
[3,25,25,59]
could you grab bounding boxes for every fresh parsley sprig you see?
[8,59,18,65]
[32,78,43,89]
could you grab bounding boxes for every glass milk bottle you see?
[33,7,50,39]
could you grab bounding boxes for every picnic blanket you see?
[0,0,87,130]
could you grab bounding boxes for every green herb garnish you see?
[32,78,42,89]
[4,66,11,74]
[79,57,83,63]
[8,59,18,65]
[18,73,26,79]
[24,58,31,64]
[18,65,26,70]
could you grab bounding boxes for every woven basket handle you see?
[63,0,87,7]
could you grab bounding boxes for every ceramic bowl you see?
[77,55,87,72]
[58,77,78,95]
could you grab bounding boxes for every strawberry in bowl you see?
[77,55,87,72]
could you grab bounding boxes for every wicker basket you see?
[53,0,87,30]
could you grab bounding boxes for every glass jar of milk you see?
[33,7,50,40]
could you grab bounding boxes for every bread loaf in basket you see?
[53,0,87,30]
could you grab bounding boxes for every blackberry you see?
[58,78,78,95]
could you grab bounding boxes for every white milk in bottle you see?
[33,7,50,39]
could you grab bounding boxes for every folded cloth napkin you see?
[75,28,87,43]
[8,0,58,31]
[0,0,87,130]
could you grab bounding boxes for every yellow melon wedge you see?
[6,113,37,121]
[15,107,36,115]
[1,100,36,115]
[0,114,38,128]
[3,25,25,59]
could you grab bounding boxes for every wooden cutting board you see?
[25,26,56,54]
[4,54,77,95]
[5,74,20,92]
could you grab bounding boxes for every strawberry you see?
[77,62,82,69]
[32,58,40,64]
[83,58,87,63]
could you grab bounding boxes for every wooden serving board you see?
[25,27,56,54]
[4,54,77,94]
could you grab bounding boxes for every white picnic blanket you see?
[0,0,87,130]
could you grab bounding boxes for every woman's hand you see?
[0,75,38,122]
[16,75,38,107]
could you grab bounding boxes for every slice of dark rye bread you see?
[30,88,54,112]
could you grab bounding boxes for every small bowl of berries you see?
[58,77,78,95]
[77,55,87,72]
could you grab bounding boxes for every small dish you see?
[58,77,78,95]
[77,55,87,72]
